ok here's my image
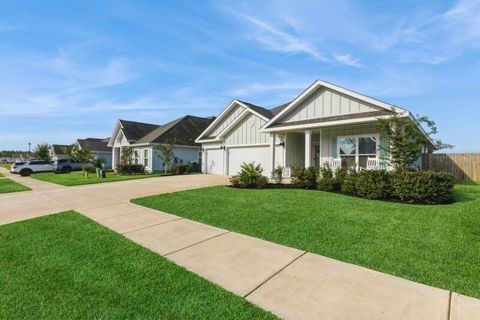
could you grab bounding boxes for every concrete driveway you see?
[1,168,479,319]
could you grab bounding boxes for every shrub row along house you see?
[108,115,214,172]
[196,80,435,175]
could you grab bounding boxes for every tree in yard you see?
[32,143,50,161]
[154,139,176,174]
[120,147,134,165]
[378,110,453,171]
[69,145,94,164]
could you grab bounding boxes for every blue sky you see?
[0,0,479,151]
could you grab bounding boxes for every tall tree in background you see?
[32,143,50,161]
[154,139,176,174]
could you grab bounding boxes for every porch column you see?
[318,129,323,167]
[304,130,311,167]
[112,147,118,170]
[270,133,276,176]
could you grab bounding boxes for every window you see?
[338,135,378,169]
[134,150,139,165]
[143,149,149,167]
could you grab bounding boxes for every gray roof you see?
[137,115,215,146]
[238,100,290,120]
[119,120,160,143]
[77,138,111,152]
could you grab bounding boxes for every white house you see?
[196,80,434,176]
[108,115,214,172]
[75,138,112,169]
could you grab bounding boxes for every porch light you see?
[278,142,285,147]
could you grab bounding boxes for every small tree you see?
[32,143,50,161]
[378,110,452,171]
[154,139,176,174]
[120,147,134,165]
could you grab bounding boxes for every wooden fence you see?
[422,153,480,181]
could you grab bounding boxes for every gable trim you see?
[263,80,409,129]
[196,99,270,143]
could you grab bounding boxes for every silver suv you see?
[53,158,88,173]
[10,160,54,176]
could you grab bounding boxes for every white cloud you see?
[229,81,309,97]
[334,54,363,68]
[240,14,326,61]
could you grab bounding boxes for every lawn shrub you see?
[171,163,194,175]
[354,170,392,200]
[82,165,97,174]
[292,166,318,189]
[272,166,283,184]
[334,168,348,189]
[317,165,338,192]
[392,170,454,204]
[230,162,268,189]
[341,170,358,195]
[117,164,146,175]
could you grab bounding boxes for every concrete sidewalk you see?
[81,201,480,320]
[1,168,479,319]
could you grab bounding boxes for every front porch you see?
[270,123,387,172]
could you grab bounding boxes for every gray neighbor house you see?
[108,115,214,172]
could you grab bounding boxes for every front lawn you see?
[0,178,31,193]
[133,184,480,299]
[0,212,274,319]
[0,164,11,170]
[0,172,4,177]
[31,171,165,186]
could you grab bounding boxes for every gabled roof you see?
[76,138,111,152]
[196,99,290,142]
[51,144,72,155]
[263,79,409,129]
[136,115,215,146]
[118,119,160,142]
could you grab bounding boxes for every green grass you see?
[0,164,11,170]
[31,171,166,186]
[0,172,4,177]
[133,184,480,299]
[0,212,275,319]
[0,178,31,193]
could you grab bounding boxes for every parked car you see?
[10,160,54,176]
[53,158,90,173]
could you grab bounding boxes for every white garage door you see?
[205,149,224,174]
[228,146,271,176]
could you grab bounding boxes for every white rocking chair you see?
[366,157,380,170]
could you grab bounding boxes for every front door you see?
[313,143,320,168]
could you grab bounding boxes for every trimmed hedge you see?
[288,165,455,205]
[116,164,145,175]
[391,170,455,204]
[171,163,193,175]
[336,169,454,204]
[292,166,318,189]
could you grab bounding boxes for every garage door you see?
[228,146,271,176]
[205,149,224,174]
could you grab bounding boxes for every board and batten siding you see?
[224,113,269,146]
[211,105,245,137]
[279,87,381,123]
[152,146,201,171]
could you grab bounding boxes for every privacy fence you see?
[422,153,480,181]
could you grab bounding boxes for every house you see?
[108,115,215,172]
[50,144,72,161]
[196,80,434,175]
[75,138,112,169]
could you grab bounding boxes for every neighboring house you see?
[108,115,215,172]
[50,144,72,161]
[196,80,434,175]
[75,138,112,169]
